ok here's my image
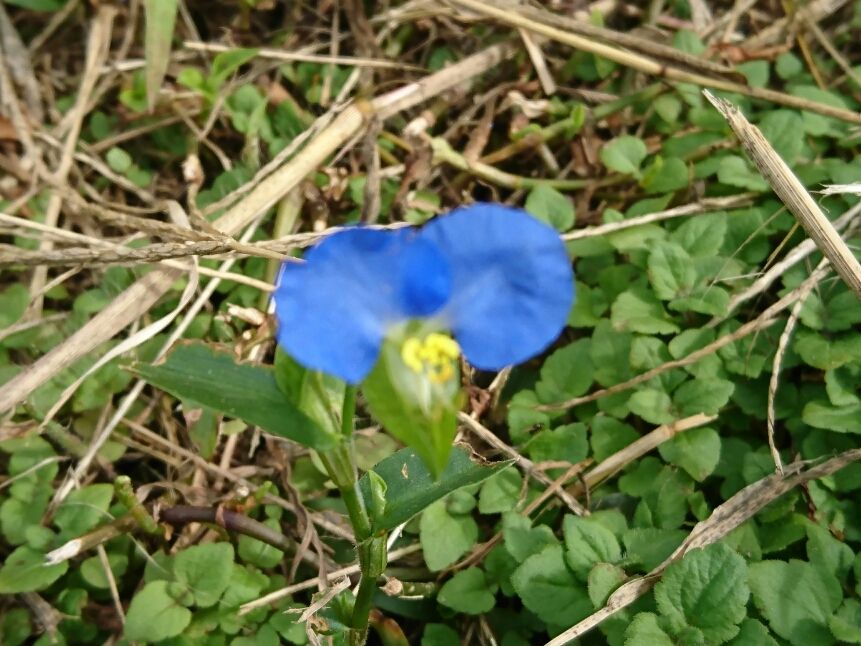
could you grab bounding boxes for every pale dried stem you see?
[569,413,717,497]
[237,543,422,616]
[0,43,513,413]
[539,263,834,412]
[457,411,587,515]
[451,0,861,125]
[713,202,861,326]
[29,6,116,316]
[546,447,861,645]
[704,91,861,300]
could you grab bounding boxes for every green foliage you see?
[131,342,339,450]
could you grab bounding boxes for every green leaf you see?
[624,612,675,646]
[806,523,854,581]
[718,156,769,192]
[563,515,622,579]
[422,624,460,645]
[802,401,861,434]
[749,559,842,645]
[601,135,647,176]
[210,48,259,89]
[53,483,113,537]
[648,241,697,300]
[829,599,861,644]
[173,542,234,608]
[623,528,687,571]
[527,423,589,465]
[758,110,804,163]
[478,469,522,515]
[591,320,633,386]
[0,546,68,593]
[611,289,680,335]
[673,378,734,416]
[795,331,861,370]
[640,156,689,194]
[629,389,674,425]
[124,580,193,642]
[144,0,178,111]
[274,349,345,439]
[587,563,626,608]
[419,500,477,571]
[727,619,779,646]
[525,185,575,231]
[437,568,496,614]
[535,339,594,403]
[658,427,721,481]
[670,212,727,257]
[130,342,338,450]
[511,545,592,628]
[0,284,30,329]
[654,543,749,643]
[503,512,558,563]
[362,341,459,478]
[359,445,510,533]
[81,553,128,589]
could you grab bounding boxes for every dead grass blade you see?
[704,90,861,300]
[545,447,861,645]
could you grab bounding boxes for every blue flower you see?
[273,203,574,384]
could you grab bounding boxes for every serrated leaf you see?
[535,339,594,403]
[359,446,510,533]
[130,342,338,450]
[437,567,496,614]
[673,378,734,416]
[640,156,689,194]
[525,185,575,231]
[654,543,749,644]
[624,612,675,646]
[758,110,804,163]
[749,559,842,645]
[658,426,721,481]
[727,619,779,646]
[420,500,478,571]
[478,468,522,515]
[511,545,592,628]
[601,135,648,176]
[587,563,626,608]
[806,523,854,581]
[173,542,234,608]
[795,331,861,370]
[670,212,727,257]
[628,389,674,425]
[718,156,769,192]
[124,580,192,642]
[611,289,680,335]
[829,599,861,644]
[503,512,558,563]
[802,401,861,434]
[563,515,622,579]
[623,528,687,571]
[648,241,697,300]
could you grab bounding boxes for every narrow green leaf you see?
[130,342,338,450]
[143,0,178,112]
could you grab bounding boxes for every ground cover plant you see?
[1,0,861,644]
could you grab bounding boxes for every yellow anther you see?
[399,333,460,384]
[401,337,424,374]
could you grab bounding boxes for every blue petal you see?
[418,203,574,369]
[273,227,452,383]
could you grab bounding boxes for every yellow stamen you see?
[399,333,460,383]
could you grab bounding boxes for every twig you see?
[539,262,833,411]
[545,447,861,645]
[451,0,861,125]
[704,90,861,300]
[457,411,587,515]
[237,543,422,615]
